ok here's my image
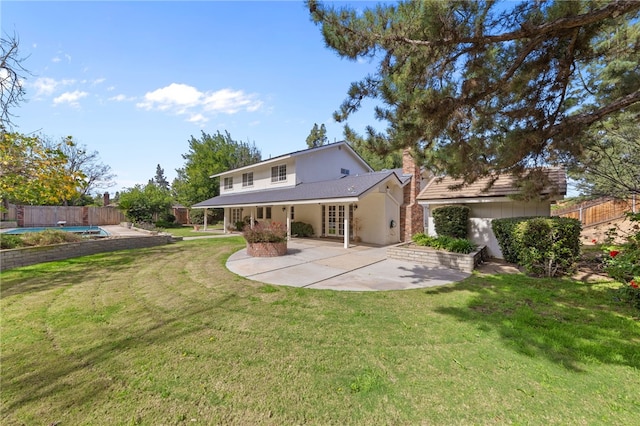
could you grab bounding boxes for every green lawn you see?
[1,237,639,425]
[163,224,225,238]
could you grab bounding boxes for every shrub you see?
[432,205,470,239]
[491,217,531,263]
[512,217,581,277]
[0,234,23,249]
[604,213,640,310]
[291,221,314,237]
[411,232,477,254]
[189,208,223,225]
[243,222,287,243]
[20,230,82,247]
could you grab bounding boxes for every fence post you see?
[16,205,24,227]
[579,206,583,224]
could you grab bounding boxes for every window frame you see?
[223,177,233,190]
[242,172,253,187]
[271,164,287,183]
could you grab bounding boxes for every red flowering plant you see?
[605,213,640,310]
[616,278,640,310]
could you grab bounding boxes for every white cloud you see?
[92,78,106,85]
[187,113,208,125]
[32,77,59,96]
[137,83,263,122]
[53,90,88,107]
[52,56,61,63]
[109,94,134,102]
[31,77,77,98]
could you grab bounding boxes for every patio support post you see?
[223,209,227,234]
[286,206,291,240]
[204,208,208,231]
[344,204,350,249]
[250,211,254,229]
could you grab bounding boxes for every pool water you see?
[3,226,110,237]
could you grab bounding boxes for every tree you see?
[172,131,261,206]
[1,33,29,130]
[306,123,328,148]
[569,112,640,198]
[118,183,173,223]
[0,132,82,205]
[151,164,170,190]
[344,126,402,171]
[43,135,116,204]
[308,0,640,198]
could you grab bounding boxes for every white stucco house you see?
[192,141,567,256]
[192,141,427,247]
[417,169,567,258]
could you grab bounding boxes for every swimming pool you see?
[3,226,111,237]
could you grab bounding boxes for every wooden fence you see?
[552,197,637,227]
[6,205,126,227]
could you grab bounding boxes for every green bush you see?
[432,205,470,239]
[0,234,23,249]
[291,221,314,237]
[491,217,531,263]
[189,208,223,225]
[411,232,477,254]
[512,217,581,277]
[604,213,640,310]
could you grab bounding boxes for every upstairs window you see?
[271,164,286,183]
[242,172,253,187]
[223,177,233,190]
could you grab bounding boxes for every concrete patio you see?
[226,238,471,291]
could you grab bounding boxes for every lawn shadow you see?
[1,296,236,414]
[428,274,640,371]
[0,245,185,298]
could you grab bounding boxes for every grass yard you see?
[1,237,639,425]
[163,225,225,238]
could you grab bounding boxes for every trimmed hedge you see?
[291,221,314,237]
[432,205,470,239]
[412,232,477,254]
[492,216,581,277]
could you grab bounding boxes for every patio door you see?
[322,205,353,238]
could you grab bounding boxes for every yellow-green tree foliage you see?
[0,132,84,205]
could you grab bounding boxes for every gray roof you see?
[418,167,567,201]
[193,170,402,208]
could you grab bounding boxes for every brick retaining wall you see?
[387,243,487,273]
[1,235,176,271]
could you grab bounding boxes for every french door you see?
[322,205,353,237]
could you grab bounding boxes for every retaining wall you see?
[1,235,176,271]
[387,244,487,273]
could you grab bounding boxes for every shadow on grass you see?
[0,245,185,298]
[2,295,237,415]
[426,273,640,371]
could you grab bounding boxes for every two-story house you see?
[192,141,426,247]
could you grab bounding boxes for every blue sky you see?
[3,1,384,193]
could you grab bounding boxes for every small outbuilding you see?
[417,168,567,259]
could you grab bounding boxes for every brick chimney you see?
[103,192,110,207]
[400,148,424,241]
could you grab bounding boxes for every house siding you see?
[295,144,370,184]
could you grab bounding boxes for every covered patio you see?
[192,170,409,248]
